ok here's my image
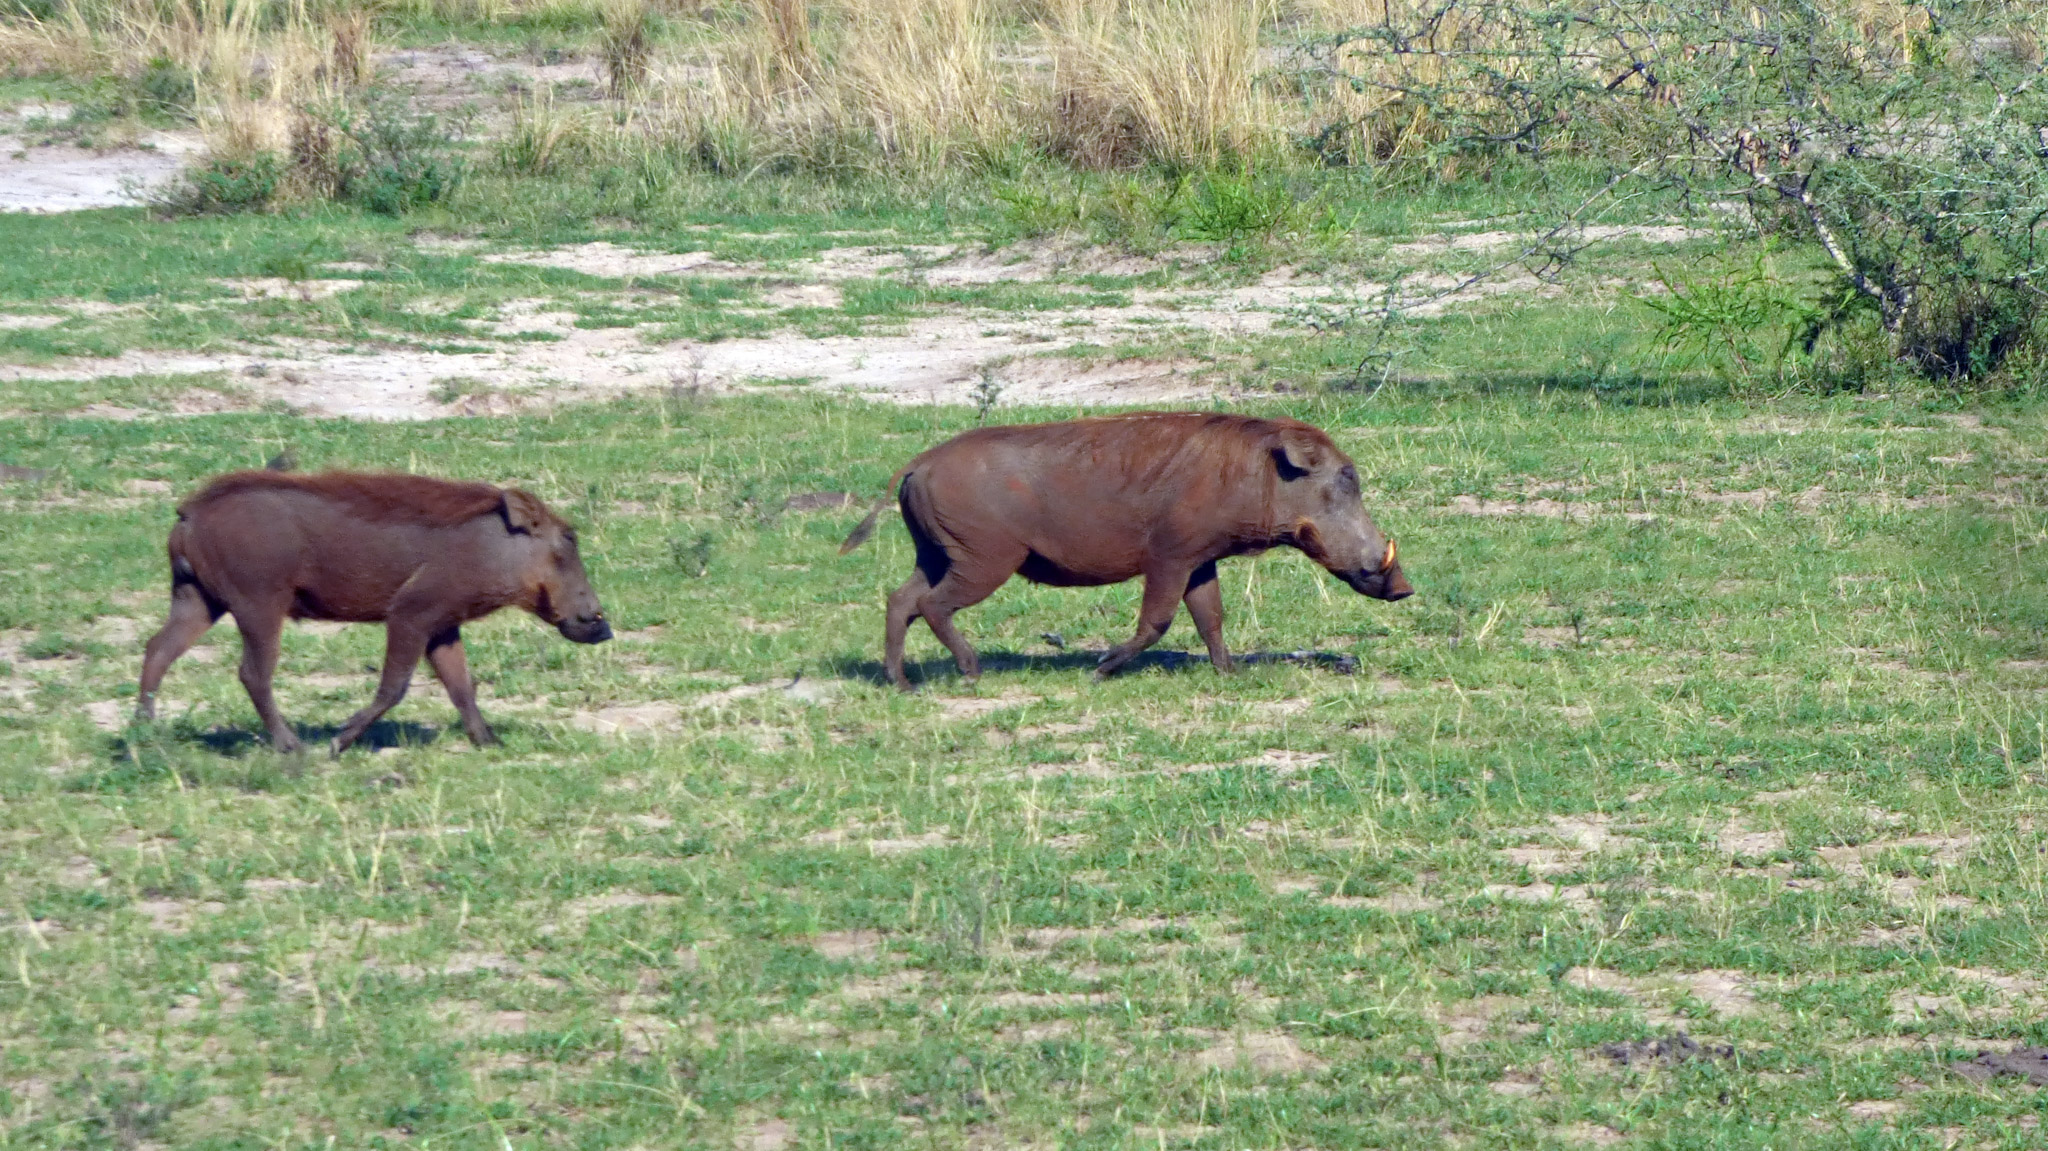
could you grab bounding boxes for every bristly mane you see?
[182,471,522,528]
[1052,410,1331,442]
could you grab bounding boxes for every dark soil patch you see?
[1599,1033,1737,1066]
[1951,1048,2048,1086]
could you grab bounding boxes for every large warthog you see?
[137,471,612,754]
[840,412,1412,690]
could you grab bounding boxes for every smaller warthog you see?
[840,412,1412,690]
[137,471,612,754]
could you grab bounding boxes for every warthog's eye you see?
[1336,465,1360,496]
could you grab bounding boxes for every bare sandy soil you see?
[0,224,1703,418]
[0,125,198,213]
[0,301,1227,418]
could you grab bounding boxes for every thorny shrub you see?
[1308,0,2048,386]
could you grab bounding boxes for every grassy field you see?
[5,3,2048,1143]
[4,364,2048,1148]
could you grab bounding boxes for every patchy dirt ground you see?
[0,301,1228,417]
[0,123,198,213]
[0,43,558,215]
[0,226,1704,418]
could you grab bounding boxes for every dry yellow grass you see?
[658,0,1018,174]
[0,0,1987,182]
[1042,0,1280,170]
[658,0,1279,174]
[0,0,350,173]
[835,0,1015,169]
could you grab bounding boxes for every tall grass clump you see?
[658,0,1280,177]
[833,0,1014,171]
[1041,0,1281,171]
[753,0,814,83]
[498,82,588,174]
[327,8,374,88]
[599,0,652,96]
[661,0,1014,176]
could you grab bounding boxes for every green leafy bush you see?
[297,92,468,215]
[1640,245,1848,387]
[134,56,194,118]
[153,151,284,215]
[1171,172,1301,246]
[1318,0,2048,387]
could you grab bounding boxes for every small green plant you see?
[1639,244,1858,388]
[78,1071,194,1148]
[348,105,466,215]
[259,249,314,284]
[133,56,195,119]
[669,532,713,577]
[22,630,79,660]
[994,182,1086,238]
[430,376,485,404]
[971,366,1004,423]
[299,92,467,216]
[1171,171,1301,249]
[154,152,283,215]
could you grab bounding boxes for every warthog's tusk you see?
[1382,538,1396,571]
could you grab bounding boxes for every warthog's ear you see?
[1271,430,1322,481]
[499,488,551,535]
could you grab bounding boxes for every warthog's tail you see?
[838,462,915,555]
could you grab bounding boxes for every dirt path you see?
[0,227,1702,417]
[0,308,1227,418]
[0,129,197,213]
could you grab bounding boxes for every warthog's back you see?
[179,471,506,528]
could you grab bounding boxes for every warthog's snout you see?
[1341,538,1413,601]
[559,612,613,644]
[1343,566,1413,601]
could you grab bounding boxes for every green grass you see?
[0,99,2040,1143]
[2,385,2047,1149]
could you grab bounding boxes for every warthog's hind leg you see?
[137,580,222,720]
[884,571,932,691]
[916,554,1020,687]
[1182,561,1232,673]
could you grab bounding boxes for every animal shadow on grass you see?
[829,648,1360,687]
[91,719,453,792]
[123,717,450,757]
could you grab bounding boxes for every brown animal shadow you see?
[829,647,1360,687]
[129,716,455,759]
